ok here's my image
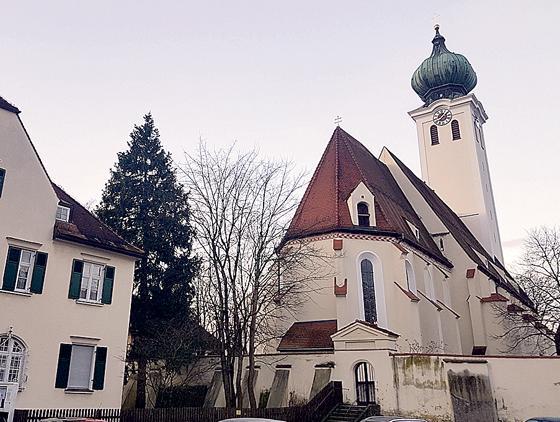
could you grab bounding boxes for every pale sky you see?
[3,1,559,266]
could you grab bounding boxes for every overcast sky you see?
[2,1,559,265]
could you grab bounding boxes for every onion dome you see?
[411,25,477,105]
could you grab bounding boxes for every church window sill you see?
[394,281,420,302]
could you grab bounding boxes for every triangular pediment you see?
[331,320,399,342]
[331,321,399,352]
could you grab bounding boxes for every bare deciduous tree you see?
[127,315,216,408]
[181,143,329,408]
[495,227,560,355]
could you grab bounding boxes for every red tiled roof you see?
[480,293,509,303]
[277,320,337,352]
[284,127,449,266]
[52,183,143,258]
[385,149,534,309]
[353,320,400,338]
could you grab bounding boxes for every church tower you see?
[408,25,503,262]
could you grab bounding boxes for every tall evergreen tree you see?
[97,113,199,408]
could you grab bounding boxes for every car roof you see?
[362,417,427,422]
[218,419,286,422]
[526,418,560,422]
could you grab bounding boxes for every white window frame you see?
[15,249,36,293]
[67,344,96,391]
[56,205,71,222]
[79,262,105,303]
[0,336,26,387]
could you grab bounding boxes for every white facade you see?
[409,94,504,262]
[0,105,138,420]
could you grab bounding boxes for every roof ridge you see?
[334,129,340,227]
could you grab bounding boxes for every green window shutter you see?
[2,247,21,291]
[30,252,48,294]
[92,346,107,390]
[101,266,115,305]
[0,168,5,198]
[55,343,72,388]
[68,260,83,299]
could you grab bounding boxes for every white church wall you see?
[382,149,500,355]
[331,349,396,406]
[282,237,337,324]
[390,353,560,422]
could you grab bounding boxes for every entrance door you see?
[0,384,18,422]
[355,362,375,405]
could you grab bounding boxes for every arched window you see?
[405,260,417,293]
[357,202,370,227]
[430,125,439,145]
[0,336,25,384]
[424,268,435,300]
[355,362,375,405]
[451,120,461,140]
[360,259,377,323]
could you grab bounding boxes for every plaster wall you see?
[382,148,504,356]
[284,233,462,355]
[0,109,136,409]
[391,354,560,422]
[409,95,503,262]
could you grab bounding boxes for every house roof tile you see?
[0,96,20,114]
[277,320,337,352]
[52,183,143,258]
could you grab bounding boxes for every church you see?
[204,26,560,421]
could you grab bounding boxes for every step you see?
[324,404,369,422]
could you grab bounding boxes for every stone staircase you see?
[323,404,369,422]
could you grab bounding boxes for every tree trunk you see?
[235,352,244,409]
[135,357,147,409]
[555,326,560,356]
[247,296,259,409]
[220,354,236,408]
[247,351,257,409]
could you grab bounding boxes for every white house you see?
[0,97,142,421]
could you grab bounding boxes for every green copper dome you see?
[411,26,477,105]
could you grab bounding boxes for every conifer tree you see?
[97,113,199,408]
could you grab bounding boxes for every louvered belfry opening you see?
[430,125,439,145]
[451,119,461,140]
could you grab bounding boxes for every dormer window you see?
[357,202,370,227]
[406,220,420,240]
[347,182,375,227]
[56,205,70,222]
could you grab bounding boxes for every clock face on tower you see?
[433,108,453,126]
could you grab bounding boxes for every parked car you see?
[526,418,560,422]
[219,419,286,422]
[360,417,428,422]
[40,419,106,422]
